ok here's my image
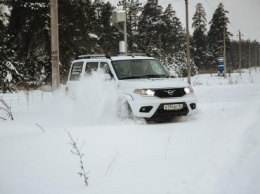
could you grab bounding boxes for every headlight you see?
[134,89,155,96]
[184,86,194,94]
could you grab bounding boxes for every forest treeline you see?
[0,0,259,88]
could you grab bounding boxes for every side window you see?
[70,62,83,81]
[85,62,98,75]
[99,62,110,74]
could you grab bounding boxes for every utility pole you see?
[117,0,128,54]
[258,46,260,72]
[123,0,128,54]
[50,0,60,91]
[248,39,251,74]
[223,27,227,78]
[238,30,242,76]
[255,45,260,72]
[254,46,258,72]
[185,0,191,85]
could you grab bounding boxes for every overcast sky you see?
[111,0,260,42]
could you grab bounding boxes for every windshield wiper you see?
[120,76,145,80]
[120,74,168,80]
[146,74,168,78]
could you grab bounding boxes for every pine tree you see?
[0,4,7,81]
[0,4,19,92]
[137,0,164,54]
[0,4,7,39]
[191,3,208,70]
[161,4,185,54]
[208,3,232,66]
[59,0,98,80]
[1,0,49,87]
[160,4,188,76]
[1,0,99,86]
[126,0,142,52]
[93,0,120,54]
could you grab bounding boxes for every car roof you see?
[72,54,155,63]
[110,55,154,61]
[72,58,110,63]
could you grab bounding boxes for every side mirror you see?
[169,70,178,78]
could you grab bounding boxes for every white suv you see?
[66,54,197,121]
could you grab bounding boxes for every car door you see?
[85,62,99,75]
[69,61,84,81]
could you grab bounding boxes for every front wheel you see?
[118,99,134,120]
[117,99,146,124]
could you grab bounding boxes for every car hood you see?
[119,78,189,90]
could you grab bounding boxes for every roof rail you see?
[78,54,106,59]
[77,53,151,59]
[117,53,149,57]
[129,53,147,56]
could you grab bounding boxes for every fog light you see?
[139,106,153,113]
[190,103,196,110]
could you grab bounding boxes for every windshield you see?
[112,59,169,80]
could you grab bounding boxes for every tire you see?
[123,101,135,120]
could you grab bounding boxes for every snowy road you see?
[1,70,260,194]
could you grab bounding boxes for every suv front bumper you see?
[128,94,197,119]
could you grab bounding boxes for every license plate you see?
[164,104,183,110]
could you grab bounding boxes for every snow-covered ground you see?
[1,68,260,194]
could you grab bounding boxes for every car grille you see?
[154,88,186,98]
[150,102,189,119]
